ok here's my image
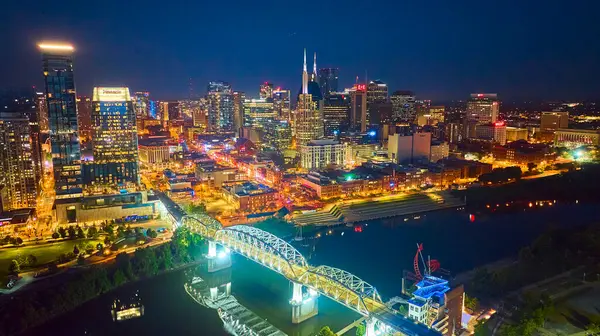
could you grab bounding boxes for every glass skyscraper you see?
[39,43,82,198]
[207,81,234,132]
[86,87,139,188]
[318,68,339,97]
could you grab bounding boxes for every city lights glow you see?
[38,43,74,51]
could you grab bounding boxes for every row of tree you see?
[478,166,522,184]
[0,227,204,336]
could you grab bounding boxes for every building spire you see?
[313,52,317,79]
[302,48,309,94]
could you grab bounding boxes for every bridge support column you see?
[206,242,231,273]
[290,283,318,324]
[365,318,376,336]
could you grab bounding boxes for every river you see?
[31,202,600,336]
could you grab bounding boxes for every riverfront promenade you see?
[293,192,465,226]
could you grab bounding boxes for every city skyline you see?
[1,0,599,101]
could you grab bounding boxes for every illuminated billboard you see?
[93,87,132,102]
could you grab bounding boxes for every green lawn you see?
[0,238,100,279]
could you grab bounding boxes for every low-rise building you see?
[439,158,493,179]
[430,141,449,163]
[506,127,528,142]
[554,128,600,147]
[298,172,342,199]
[221,182,279,212]
[492,140,556,164]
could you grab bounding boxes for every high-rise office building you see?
[318,68,339,97]
[350,84,367,132]
[159,101,169,127]
[323,92,350,136]
[87,87,139,186]
[133,91,150,119]
[0,88,44,186]
[541,111,569,131]
[0,114,38,211]
[168,101,180,121]
[260,82,274,99]
[262,119,292,152]
[300,139,345,170]
[273,88,291,121]
[207,81,234,132]
[466,93,499,124]
[296,52,323,109]
[474,121,507,145]
[36,91,49,132]
[388,132,432,164]
[243,98,276,128]
[76,96,92,142]
[295,49,324,147]
[39,42,82,199]
[367,80,388,125]
[233,91,245,132]
[390,91,416,122]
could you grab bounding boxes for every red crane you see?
[413,243,441,280]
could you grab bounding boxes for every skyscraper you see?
[466,93,499,124]
[207,81,234,132]
[39,42,82,199]
[133,91,150,119]
[323,92,350,136]
[0,114,38,210]
[243,98,276,128]
[350,84,367,132]
[76,96,92,142]
[390,91,416,122]
[233,91,245,132]
[259,82,274,99]
[273,88,291,121]
[318,68,339,97]
[541,111,568,131]
[87,87,139,187]
[295,49,324,147]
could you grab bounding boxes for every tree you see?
[318,326,337,336]
[112,269,127,286]
[465,294,480,312]
[76,227,85,239]
[474,320,489,336]
[87,226,98,238]
[527,162,537,172]
[8,260,20,274]
[14,237,23,246]
[58,227,67,238]
[355,324,366,336]
[52,232,60,239]
[104,236,113,246]
[398,305,408,316]
[25,254,37,266]
[587,321,600,334]
[96,243,104,251]
[67,226,76,239]
[73,245,80,256]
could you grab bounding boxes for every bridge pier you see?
[206,241,231,273]
[365,318,376,336]
[290,282,318,324]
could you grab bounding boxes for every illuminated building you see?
[295,49,324,147]
[492,140,556,164]
[350,84,367,132]
[233,91,245,132]
[417,105,444,127]
[167,101,180,121]
[429,141,449,163]
[407,275,464,336]
[221,182,278,212]
[506,127,528,142]
[273,88,291,121]
[36,91,49,132]
[554,129,600,147]
[207,81,234,132]
[323,92,350,136]
[243,98,276,128]
[367,80,388,125]
[415,99,431,119]
[541,111,568,131]
[159,101,169,127]
[0,88,44,186]
[318,68,339,97]
[139,138,171,169]
[76,96,92,142]
[296,51,323,108]
[87,87,139,186]
[474,122,507,145]
[390,91,416,122]
[467,93,499,124]
[259,82,273,99]
[388,132,431,164]
[0,114,38,210]
[39,42,83,198]
[300,139,345,170]
[133,91,150,119]
[262,119,292,152]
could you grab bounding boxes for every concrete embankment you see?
[293,192,465,226]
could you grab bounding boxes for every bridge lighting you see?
[218,251,228,259]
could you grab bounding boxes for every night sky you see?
[1,0,598,101]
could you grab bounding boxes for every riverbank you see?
[293,191,465,226]
[0,228,205,336]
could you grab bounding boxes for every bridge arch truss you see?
[214,225,308,279]
[298,265,382,316]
